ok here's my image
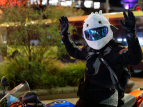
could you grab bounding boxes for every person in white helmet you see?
[59,10,142,107]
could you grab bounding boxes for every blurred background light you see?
[94,2,100,9]
[123,38,126,41]
[138,37,143,46]
[136,5,141,11]
[49,0,58,5]
[117,38,122,42]
[84,1,93,8]
[125,3,129,9]
[61,1,72,6]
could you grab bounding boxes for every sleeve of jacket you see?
[114,37,142,66]
[62,35,88,60]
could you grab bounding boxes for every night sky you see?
[95,0,123,7]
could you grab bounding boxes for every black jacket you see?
[62,34,142,102]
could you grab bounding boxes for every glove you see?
[59,16,69,39]
[119,10,137,40]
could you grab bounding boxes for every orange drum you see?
[9,102,23,107]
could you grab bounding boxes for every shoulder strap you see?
[98,44,124,91]
[100,56,124,91]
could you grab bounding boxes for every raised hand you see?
[119,10,136,39]
[59,16,69,37]
[119,10,136,32]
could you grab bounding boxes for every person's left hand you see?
[119,10,136,33]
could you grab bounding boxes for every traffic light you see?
[139,0,143,11]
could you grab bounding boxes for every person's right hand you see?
[59,16,69,38]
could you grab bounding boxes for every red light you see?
[0,0,28,8]
[136,6,141,11]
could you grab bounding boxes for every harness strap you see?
[98,42,124,91]
[100,57,124,91]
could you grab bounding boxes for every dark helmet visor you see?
[84,26,108,41]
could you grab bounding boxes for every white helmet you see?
[83,10,118,50]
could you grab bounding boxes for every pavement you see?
[40,76,143,105]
